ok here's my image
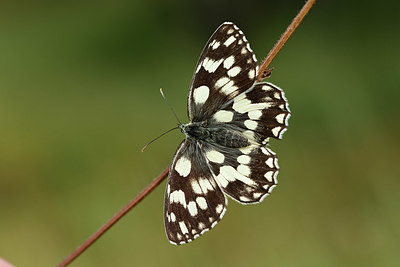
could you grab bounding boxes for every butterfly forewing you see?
[188,22,258,122]
[164,140,227,245]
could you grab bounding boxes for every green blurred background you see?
[1,0,399,266]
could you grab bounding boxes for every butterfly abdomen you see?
[182,122,250,148]
[208,128,250,148]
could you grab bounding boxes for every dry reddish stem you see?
[59,1,315,266]
[257,0,316,82]
[58,166,170,267]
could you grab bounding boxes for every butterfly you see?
[164,22,290,245]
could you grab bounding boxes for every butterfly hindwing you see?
[210,82,290,143]
[164,140,227,245]
[203,143,279,204]
[188,22,258,122]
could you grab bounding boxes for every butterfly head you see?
[179,122,209,140]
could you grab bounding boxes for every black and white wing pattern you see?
[164,140,227,245]
[187,22,258,122]
[164,22,290,245]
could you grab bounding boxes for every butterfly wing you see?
[211,82,291,142]
[187,22,258,122]
[202,142,279,203]
[204,82,290,203]
[164,140,227,245]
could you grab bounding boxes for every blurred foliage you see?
[0,0,399,266]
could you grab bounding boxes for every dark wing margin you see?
[164,140,227,245]
[187,22,258,122]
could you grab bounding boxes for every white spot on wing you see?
[244,119,258,130]
[188,201,198,216]
[198,222,205,230]
[266,158,274,168]
[216,204,223,214]
[215,77,229,88]
[193,85,210,104]
[233,94,271,113]
[262,85,273,91]
[264,171,274,182]
[237,164,251,176]
[213,110,234,122]
[223,56,235,69]
[227,66,241,77]
[203,57,223,73]
[170,212,176,222]
[219,166,256,186]
[237,155,251,164]
[196,196,208,210]
[248,110,262,120]
[212,41,220,50]
[169,190,186,207]
[239,196,250,202]
[215,173,229,187]
[275,114,286,124]
[206,150,225,164]
[248,69,255,79]
[175,156,191,177]
[242,130,255,141]
[253,192,262,199]
[261,147,270,155]
[272,126,281,137]
[224,35,236,46]
[198,177,214,194]
[179,221,189,234]
[191,180,202,194]
[220,80,238,95]
[239,146,254,155]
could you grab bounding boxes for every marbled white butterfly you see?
[164,22,290,245]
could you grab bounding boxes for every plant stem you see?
[257,0,316,81]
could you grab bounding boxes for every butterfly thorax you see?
[180,122,250,148]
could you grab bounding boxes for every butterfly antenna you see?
[160,88,182,125]
[141,126,179,152]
